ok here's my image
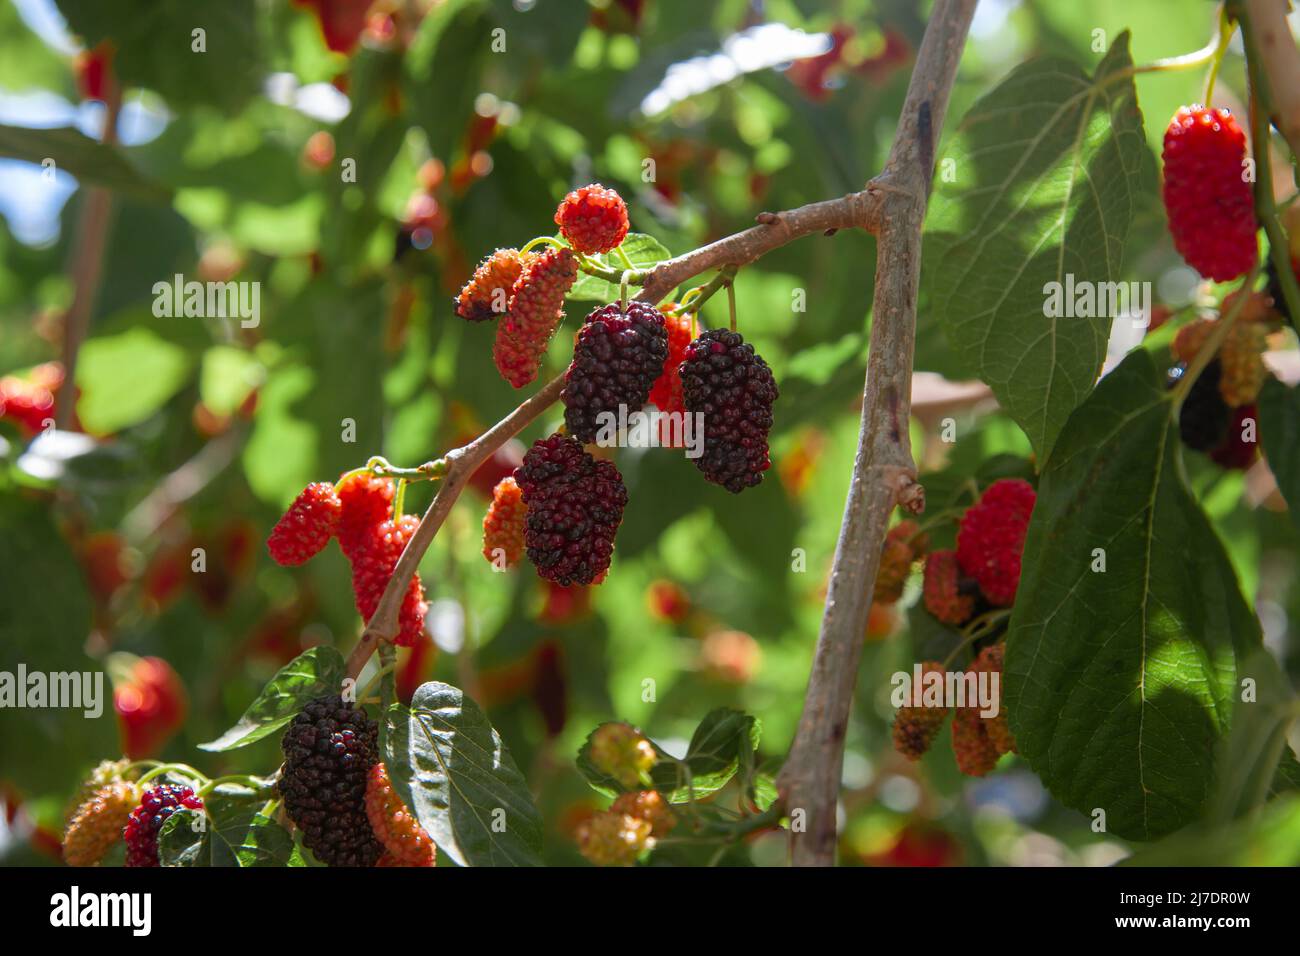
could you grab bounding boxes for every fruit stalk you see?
[776,0,978,867]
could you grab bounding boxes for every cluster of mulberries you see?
[279,695,385,867]
[915,480,1036,630]
[364,763,436,867]
[514,434,627,586]
[951,644,1015,776]
[1168,303,1279,470]
[123,784,205,867]
[561,301,669,443]
[1161,106,1258,282]
[493,246,579,388]
[679,328,780,492]
[891,645,1015,776]
[452,184,783,596]
[576,789,676,867]
[456,248,533,322]
[267,472,428,646]
[482,475,527,568]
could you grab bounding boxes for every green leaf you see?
[1122,793,1300,866]
[1258,376,1300,532]
[55,0,263,113]
[1207,647,1300,822]
[0,495,116,795]
[158,810,208,867]
[75,328,192,436]
[384,682,543,867]
[0,125,171,202]
[406,0,490,163]
[199,345,264,418]
[206,792,296,868]
[568,233,674,302]
[577,709,762,804]
[1006,351,1261,840]
[925,32,1156,459]
[199,647,345,751]
[158,790,293,867]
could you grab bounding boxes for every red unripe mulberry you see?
[1162,106,1257,282]
[955,478,1036,607]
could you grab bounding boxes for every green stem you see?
[674,265,738,318]
[137,763,208,787]
[359,660,397,703]
[1204,8,1237,105]
[520,235,566,255]
[393,478,407,521]
[366,455,447,483]
[614,243,636,271]
[197,775,275,799]
[942,610,1011,668]
[1110,25,1227,84]
[575,250,645,287]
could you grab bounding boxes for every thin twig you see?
[776,0,978,867]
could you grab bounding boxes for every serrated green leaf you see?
[1006,350,1260,840]
[568,233,673,302]
[1258,376,1300,532]
[199,646,345,751]
[385,682,543,867]
[926,32,1156,459]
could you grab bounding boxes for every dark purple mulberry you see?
[279,695,384,867]
[514,434,627,586]
[562,301,669,443]
[679,328,779,493]
[1171,360,1230,452]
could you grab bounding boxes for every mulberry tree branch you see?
[346,373,565,679]
[776,0,978,867]
[344,194,887,680]
[344,7,977,829]
[1241,0,1300,159]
